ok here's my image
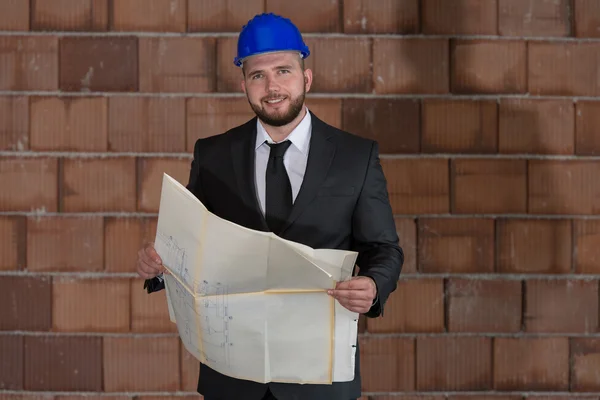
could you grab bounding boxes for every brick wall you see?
[1,0,600,399]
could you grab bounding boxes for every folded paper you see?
[155,173,359,384]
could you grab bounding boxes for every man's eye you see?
[252,74,263,80]
[279,70,290,74]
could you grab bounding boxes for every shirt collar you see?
[255,108,312,156]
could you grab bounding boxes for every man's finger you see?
[144,245,162,264]
[137,259,162,276]
[340,299,369,308]
[335,278,371,291]
[328,289,372,300]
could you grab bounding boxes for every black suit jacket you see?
[147,112,403,400]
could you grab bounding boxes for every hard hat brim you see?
[234,49,310,67]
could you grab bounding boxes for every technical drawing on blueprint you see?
[198,280,232,366]
[155,231,191,284]
[166,275,232,368]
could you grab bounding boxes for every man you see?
[136,12,403,400]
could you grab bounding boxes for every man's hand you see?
[327,276,377,314]
[136,242,166,279]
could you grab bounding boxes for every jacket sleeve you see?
[352,141,404,317]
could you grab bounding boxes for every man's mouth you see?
[264,97,286,104]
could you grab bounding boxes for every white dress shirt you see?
[254,109,312,215]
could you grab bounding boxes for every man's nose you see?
[266,76,280,92]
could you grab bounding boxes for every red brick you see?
[0,0,29,30]
[452,159,527,214]
[422,99,498,153]
[575,0,600,37]
[266,0,340,32]
[59,37,138,92]
[216,37,241,92]
[342,99,420,153]
[62,158,136,212]
[181,343,200,391]
[131,278,177,332]
[0,158,58,212]
[27,216,103,272]
[32,0,109,31]
[30,97,108,151]
[0,335,23,389]
[0,276,52,330]
[108,97,185,152]
[450,397,521,400]
[521,396,595,400]
[343,0,419,34]
[499,0,570,36]
[52,278,130,332]
[418,218,494,273]
[0,216,26,271]
[367,278,444,333]
[105,217,157,273]
[572,338,600,391]
[494,337,569,390]
[525,279,598,333]
[447,279,522,332]
[103,337,180,391]
[306,98,342,128]
[0,36,58,91]
[139,37,216,93]
[423,0,498,34]
[574,220,600,273]
[395,218,417,273]
[529,42,600,96]
[0,96,29,151]
[370,397,445,400]
[0,396,55,400]
[529,160,600,214]
[373,38,449,94]
[359,337,414,391]
[112,0,186,32]
[305,37,372,93]
[188,0,263,32]
[138,158,191,212]
[452,40,527,94]
[24,336,102,391]
[497,219,572,274]
[576,101,600,155]
[499,99,574,154]
[417,337,492,390]
[187,97,254,151]
[56,397,130,400]
[382,159,450,214]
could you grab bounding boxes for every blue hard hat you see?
[234,13,310,67]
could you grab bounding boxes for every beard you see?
[248,89,305,127]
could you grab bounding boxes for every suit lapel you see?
[231,118,270,231]
[280,115,336,234]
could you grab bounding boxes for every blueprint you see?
[155,174,359,384]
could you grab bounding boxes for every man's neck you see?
[261,107,307,143]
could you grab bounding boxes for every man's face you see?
[241,51,312,127]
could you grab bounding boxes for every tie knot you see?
[267,140,292,158]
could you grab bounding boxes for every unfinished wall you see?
[1,0,600,399]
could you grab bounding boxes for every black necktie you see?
[265,140,293,234]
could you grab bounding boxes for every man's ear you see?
[241,78,246,94]
[304,69,313,93]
